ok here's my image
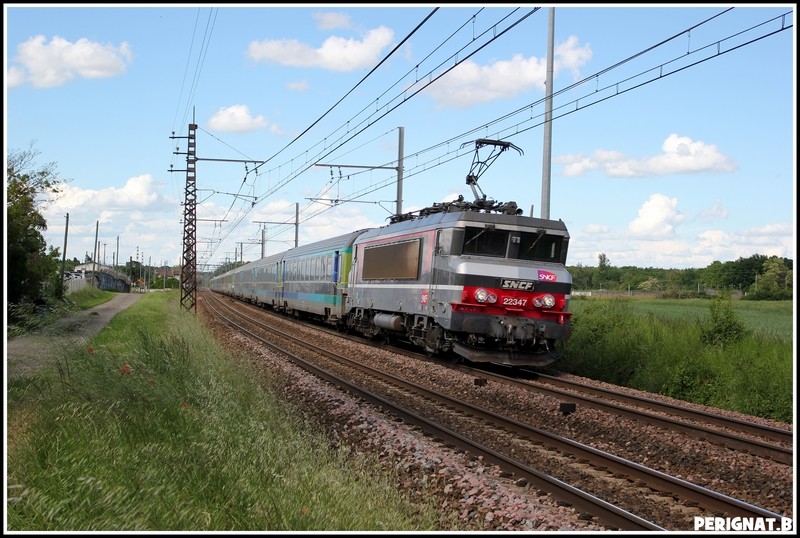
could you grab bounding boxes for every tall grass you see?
[7,291,448,531]
[7,287,115,338]
[562,297,793,423]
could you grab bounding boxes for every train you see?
[209,139,573,367]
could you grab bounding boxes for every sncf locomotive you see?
[209,139,573,367]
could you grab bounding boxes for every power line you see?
[247,9,538,208]
[251,7,440,176]
[196,7,791,269]
[247,7,795,251]
[316,7,794,198]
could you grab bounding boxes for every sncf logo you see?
[501,279,535,290]
[538,270,557,282]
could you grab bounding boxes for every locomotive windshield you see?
[461,226,566,263]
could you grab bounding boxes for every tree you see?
[6,143,65,305]
[638,276,662,292]
[569,263,593,290]
[747,256,793,300]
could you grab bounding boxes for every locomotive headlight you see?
[534,295,555,308]
[474,288,497,303]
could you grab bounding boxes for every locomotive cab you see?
[346,208,573,367]
[427,215,572,366]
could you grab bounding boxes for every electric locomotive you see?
[346,199,572,366]
[210,139,573,367]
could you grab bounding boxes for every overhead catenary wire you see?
[193,7,791,270]
[201,6,479,263]
[282,6,794,208]
[197,7,441,239]
[250,7,794,256]
[203,8,539,265]
[250,7,441,176]
[169,8,216,199]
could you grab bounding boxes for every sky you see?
[4,3,796,275]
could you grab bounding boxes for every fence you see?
[64,276,88,295]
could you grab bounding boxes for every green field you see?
[561,296,793,423]
[570,297,794,341]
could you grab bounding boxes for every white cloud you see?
[286,80,309,92]
[10,35,132,88]
[297,205,379,244]
[584,223,611,235]
[568,215,794,270]
[40,174,181,264]
[556,134,737,178]
[312,11,352,30]
[628,193,685,238]
[45,175,167,215]
[208,105,271,133]
[746,222,793,237]
[692,228,792,265]
[696,199,729,221]
[426,54,547,109]
[645,134,738,175]
[555,35,593,80]
[6,66,26,88]
[425,36,591,109]
[247,26,394,72]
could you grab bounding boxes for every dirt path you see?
[5,293,143,380]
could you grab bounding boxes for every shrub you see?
[699,296,748,347]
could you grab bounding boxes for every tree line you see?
[569,253,793,300]
[6,144,794,322]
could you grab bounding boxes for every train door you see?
[427,229,446,320]
[332,250,340,307]
[279,260,285,310]
[422,229,450,353]
[332,250,340,288]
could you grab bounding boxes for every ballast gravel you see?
[230,330,609,532]
[199,298,793,531]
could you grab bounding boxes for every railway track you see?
[458,365,794,465]
[217,291,791,467]
[201,291,790,531]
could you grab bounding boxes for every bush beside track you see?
[562,296,793,423]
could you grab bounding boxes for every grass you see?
[7,289,793,530]
[67,287,119,310]
[6,288,117,339]
[6,290,450,531]
[562,296,794,423]
[573,297,794,341]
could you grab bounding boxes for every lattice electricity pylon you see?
[175,124,198,312]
